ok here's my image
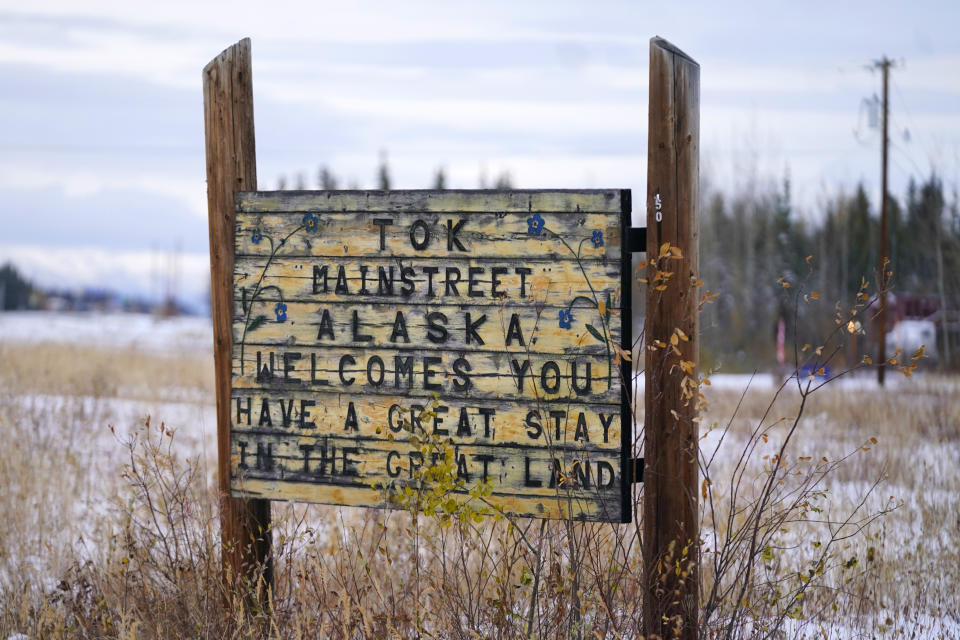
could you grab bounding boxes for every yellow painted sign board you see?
[231,190,632,521]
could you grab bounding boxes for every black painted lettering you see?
[549,410,566,440]
[390,311,409,343]
[236,397,251,425]
[474,454,495,483]
[367,355,385,387]
[574,460,591,488]
[358,265,370,295]
[394,355,414,388]
[351,309,374,342]
[505,313,525,346]
[316,442,336,476]
[456,407,471,437]
[446,218,467,252]
[256,442,273,471]
[599,413,615,443]
[408,451,423,479]
[432,405,449,436]
[524,410,542,439]
[238,440,249,468]
[342,448,359,476]
[339,354,356,386]
[574,412,589,442]
[468,266,485,297]
[426,312,449,344]
[511,359,531,392]
[490,266,508,298]
[310,353,329,386]
[597,460,615,488]
[377,266,395,296]
[283,351,302,384]
[400,266,416,296]
[256,351,274,382]
[478,407,495,438]
[299,400,315,428]
[452,356,472,391]
[373,218,393,250]
[524,457,542,487]
[515,267,532,297]
[540,360,561,393]
[335,265,349,295]
[445,267,461,296]
[279,399,294,427]
[299,444,313,472]
[344,401,358,431]
[456,453,470,481]
[313,265,329,293]
[409,219,430,250]
[258,398,272,427]
[409,405,425,433]
[316,309,335,340]
[423,356,442,391]
[386,450,401,477]
[388,404,403,433]
[548,458,564,488]
[423,266,439,297]
[571,361,592,395]
[465,313,486,345]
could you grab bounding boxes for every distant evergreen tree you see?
[0,263,33,310]
[377,150,391,190]
[493,171,513,189]
[433,167,447,190]
[318,166,339,190]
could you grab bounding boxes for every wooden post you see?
[643,37,700,640]
[876,57,891,386]
[203,38,272,593]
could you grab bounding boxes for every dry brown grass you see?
[0,338,957,639]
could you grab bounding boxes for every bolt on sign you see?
[231,189,632,522]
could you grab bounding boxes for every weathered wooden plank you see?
[232,300,621,357]
[238,189,624,214]
[235,210,621,261]
[234,478,623,522]
[229,390,622,449]
[232,346,620,403]
[203,37,271,586]
[230,429,623,521]
[234,256,623,307]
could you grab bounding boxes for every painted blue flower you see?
[302,212,319,232]
[527,212,545,235]
[591,230,604,248]
[251,228,263,244]
[558,308,573,329]
[274,302,288,323]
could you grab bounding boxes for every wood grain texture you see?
[643,37,700,640]
[203,37,271,586]
[231,190,630,521]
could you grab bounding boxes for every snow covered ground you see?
[0,311,957,638]
[0,310,213,355]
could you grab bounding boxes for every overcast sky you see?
[1,1,958,308]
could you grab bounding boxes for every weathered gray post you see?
[203,38,272,594]
[643,36,700,640]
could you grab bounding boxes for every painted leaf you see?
[585,323,604,343]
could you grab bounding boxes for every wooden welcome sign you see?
[229,190,632,521]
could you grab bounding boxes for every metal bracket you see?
[631,457,644,484]
[629,227,647,253]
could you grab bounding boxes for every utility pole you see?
[875,57,893,386]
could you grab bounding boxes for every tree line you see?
[698,172,959,371]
